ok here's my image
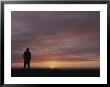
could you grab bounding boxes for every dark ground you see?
[11,68,100,77]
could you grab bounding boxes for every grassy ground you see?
[11,68,100,77]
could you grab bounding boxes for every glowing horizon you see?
[12,60,100,69]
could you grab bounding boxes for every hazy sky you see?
[11,11,100,68]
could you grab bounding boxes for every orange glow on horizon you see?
[11,60,100,69]
[48,61,57,69]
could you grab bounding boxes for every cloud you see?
[11,11,100,63]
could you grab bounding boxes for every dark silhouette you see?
[23,48,31,69]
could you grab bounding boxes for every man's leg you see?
[27,61,30,69]
[24,60,26,69]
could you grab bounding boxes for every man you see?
[23,48,31,69]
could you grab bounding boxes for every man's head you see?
[26,48,29,51]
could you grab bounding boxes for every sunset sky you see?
[11,11,100,69]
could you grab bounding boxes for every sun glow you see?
[48,61,57,69]
[50,65,55,69]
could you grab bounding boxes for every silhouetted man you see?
[23,48,31,69]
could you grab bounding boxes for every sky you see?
[11,11,100,68]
